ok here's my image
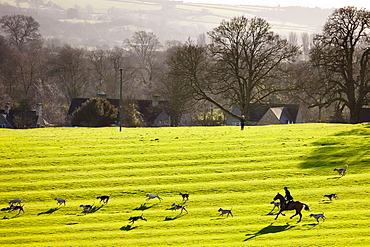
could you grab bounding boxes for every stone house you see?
[226,104,303,126]
[0,103,49,128]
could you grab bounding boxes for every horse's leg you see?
[290,211,298,219]
[275,210,282,220]
[297,212,302,223]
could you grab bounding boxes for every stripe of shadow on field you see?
[244,223,295,241]
[299,128,370,170]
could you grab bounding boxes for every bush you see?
[71,98,118,127]
[122,102,143,127]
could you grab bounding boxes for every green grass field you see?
[0,124,369,246]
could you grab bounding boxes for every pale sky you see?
[183,0,370,9]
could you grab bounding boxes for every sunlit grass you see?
[0,124,369,246]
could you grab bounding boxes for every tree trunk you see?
[349,104,362,124]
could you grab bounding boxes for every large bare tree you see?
[288,60,338,122]
[174,16,300,123]
[311,6,370,123]
[49,45,90,104]
[124,31,162,97]
[0,14,42,49]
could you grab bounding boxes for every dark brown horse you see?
[273,193,310,222]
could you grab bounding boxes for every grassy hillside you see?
[0,124,369,246]
[0,0,332,46]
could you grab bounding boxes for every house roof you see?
[0,110,48,128]
[227,104,301,126]
[68,98,169,125]
[248,104,300,122]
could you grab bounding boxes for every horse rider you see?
[284,186,294,207]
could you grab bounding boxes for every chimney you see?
[96,91,107,98]
[36,103,42,117]
[152,95,159,107]
[4,102,10,115]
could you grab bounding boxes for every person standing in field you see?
[240,115,245,130]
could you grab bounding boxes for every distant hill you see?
[0,0,334,47]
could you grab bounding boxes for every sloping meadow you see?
[0,124,369,246]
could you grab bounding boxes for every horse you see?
[273,193,310,223]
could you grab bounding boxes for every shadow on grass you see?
[164,213,185,221]
[79,205,104,215]
[3,214,22,219]
[133,203,157,211]
[300,128,370,171]
[90,205,104,213]
[327,176,342,181]
[302,223,319,227]
[265,211,281,216]
[244,223,295,241]
[120,225,138,231]
[318,201,332,205]
[1,207,25,219]
[38,207,60,215]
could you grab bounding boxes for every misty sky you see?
[183,0,370,9]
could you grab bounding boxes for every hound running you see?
[96,195,111,204]
[218,208,233,217]
[324,194,338,201]
[171,203,188,213]
[128,215,147,224]
[54,198,66,206]
[334,165,348,176]
[80,204,94,212]
[146,194,163,201]
[9,199,22,206]
[179,193,189,201]
[310,212,326,223]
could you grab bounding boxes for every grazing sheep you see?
[54,198,66,206]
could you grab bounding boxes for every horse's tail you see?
[303,204,310,211]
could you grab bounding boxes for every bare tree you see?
[288,32,298,46]
[301,32,311,60]
[107,47,135,99]
[49,45,90,104]
[0,15,44,106]
[124,31,162,97]
[0,36,18,101]
[0,14,42,50]
[205,16,300,123]
[288,61,338,122]
[88,49,108,92]
[311,6,370,123]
